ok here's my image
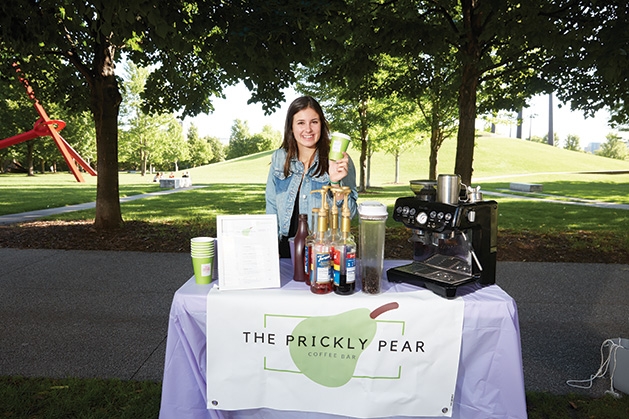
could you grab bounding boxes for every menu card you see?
[216,214,281,291]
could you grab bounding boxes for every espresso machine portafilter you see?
[386,178,498,298]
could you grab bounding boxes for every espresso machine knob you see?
[416,211,428,225]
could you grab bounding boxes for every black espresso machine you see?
[387,179,498,298]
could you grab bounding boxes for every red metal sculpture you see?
[0,64,96,182]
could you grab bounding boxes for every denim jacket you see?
[265,148,358,238]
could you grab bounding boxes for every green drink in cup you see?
[329,132,350,161]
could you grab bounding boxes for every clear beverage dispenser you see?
[358,201,388,294]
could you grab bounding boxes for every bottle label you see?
[346,251,356,284]
[308,245,314,284]
[315,252,331,284]
[332,247,341,286]
[304,244,309,276]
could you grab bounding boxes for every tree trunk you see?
[429,106,444,180]
[357,101,369,192]
[516,109,523,139]
[548,93,554,146]
[358,137,367,192]
[394,151,400,184]
[429,131,439,180]
[366,150,371,188]
[26,141,35,176]
[141,148,148,176]
[455,0,483,186]
[92,38,123,230]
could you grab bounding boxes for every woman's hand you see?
[328,152,349,183]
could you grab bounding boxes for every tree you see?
[205,135,225,164]
[383,52,459,180]
[541,2,629,126]
[119,62,185,175]
[542,132,560,147]
[296,56,409,191]
[1,0,329,229]
[415,2,554,185]
[159,118,188,172]
[186,124,214,167]
[373,103,424,184]
[564,134,581,152]
[226,120,252,160]
[257,125,282,151]
[597,133,628,160]
[295,0,557,186]
[225,121,278,159]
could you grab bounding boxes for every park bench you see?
[509,182,543,192]
[159,178,192,189]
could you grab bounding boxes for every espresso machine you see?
[386,176,498,298]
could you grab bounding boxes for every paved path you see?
[483,190,629,211]
[0,185,206,225]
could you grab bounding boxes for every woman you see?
[266,96,358,258]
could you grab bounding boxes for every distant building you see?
[584,142,601,153]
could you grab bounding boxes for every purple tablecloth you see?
[159,260,527,419]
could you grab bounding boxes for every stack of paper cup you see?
[191,237,215,284]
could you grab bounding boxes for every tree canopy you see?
[3,0,629,219]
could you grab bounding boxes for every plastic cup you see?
[358,201,388,294]
[329,132,350,161]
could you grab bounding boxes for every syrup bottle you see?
[329,190,341,244]
[309,188,333,294]
[333,187,356,295]
[322,185,337,281]
[293,213,309,282]
[305,208,318,286]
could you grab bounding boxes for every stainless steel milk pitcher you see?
[437,174,462,204]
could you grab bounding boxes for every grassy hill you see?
[185,134,629,186]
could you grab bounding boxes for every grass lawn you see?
[2,376,629,418]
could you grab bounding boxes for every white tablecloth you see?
[159,260,527,419]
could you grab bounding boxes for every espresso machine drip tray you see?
[387,256,479,298]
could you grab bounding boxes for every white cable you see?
[566,338,624,398]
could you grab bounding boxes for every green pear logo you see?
[289,302,399,387]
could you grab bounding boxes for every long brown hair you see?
[281,96,330,177]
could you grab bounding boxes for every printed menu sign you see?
[216,214,281,291]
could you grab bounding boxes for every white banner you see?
[207,288,464,418]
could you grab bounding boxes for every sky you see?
[184,82,618,149]
[183,83,294,143]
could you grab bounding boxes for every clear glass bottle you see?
[333,187,356,295]
[310,189,333,294]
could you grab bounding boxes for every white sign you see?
[207,288,464,418]
[216,214,281,291]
